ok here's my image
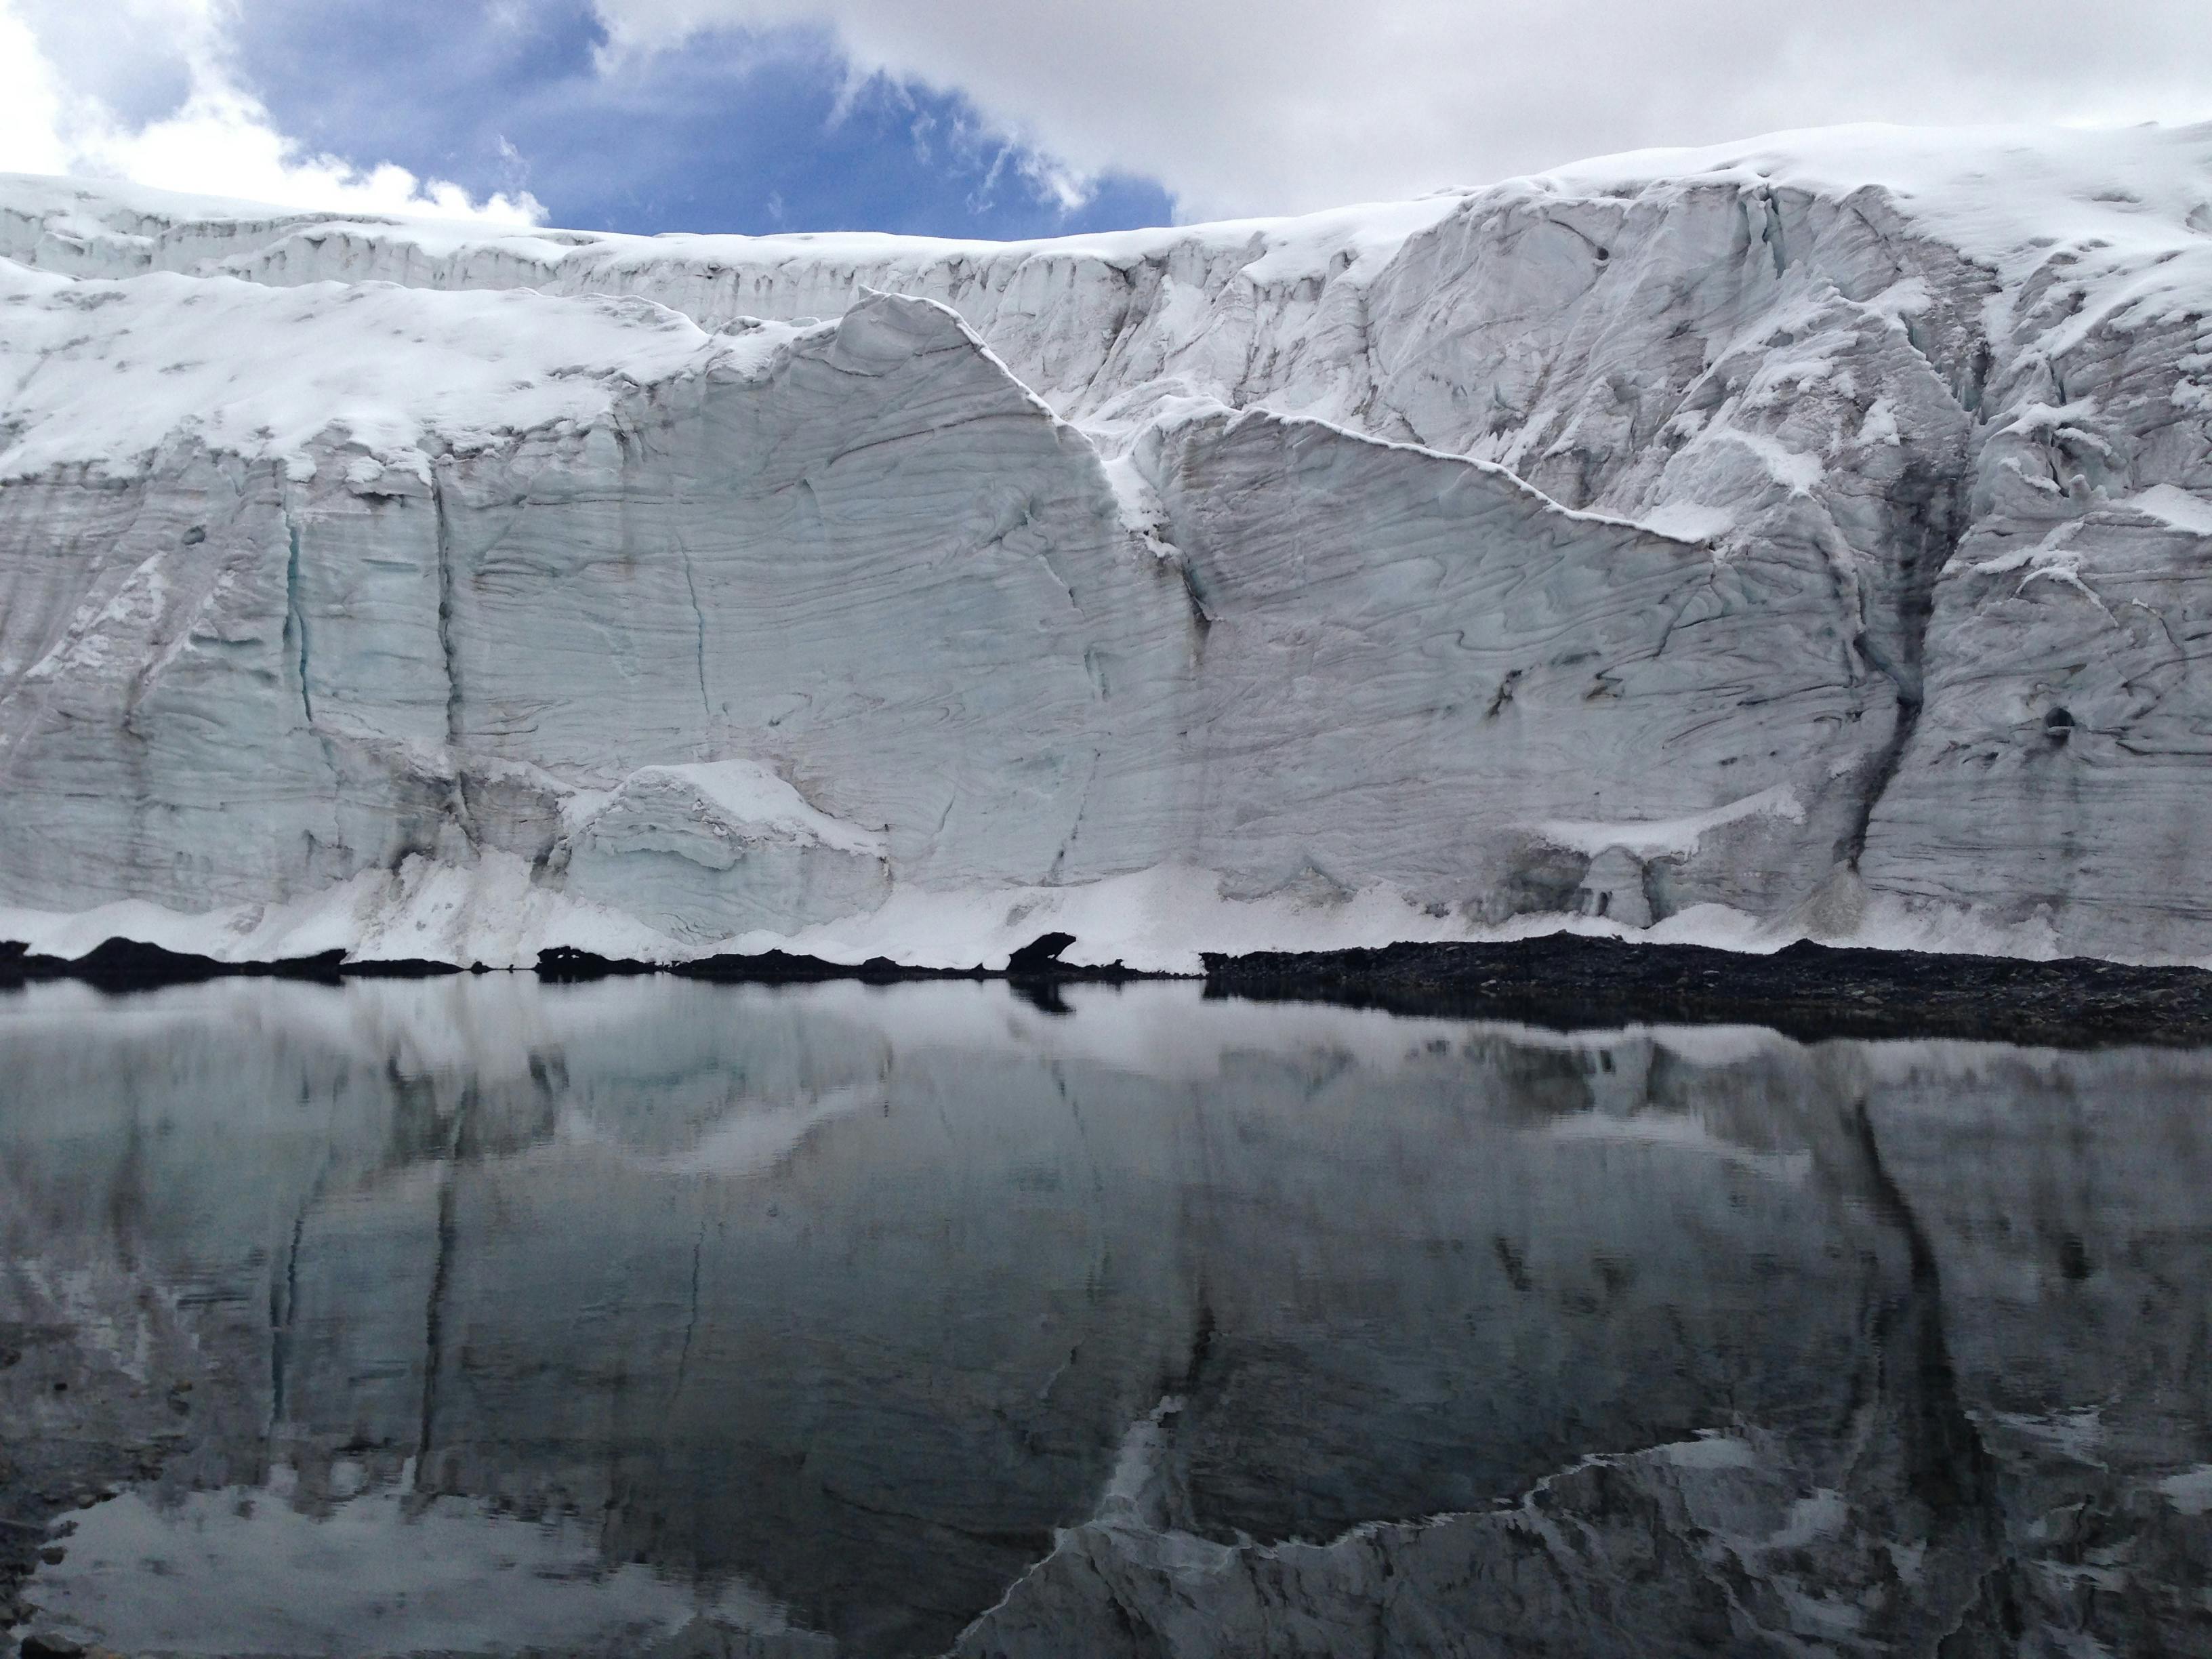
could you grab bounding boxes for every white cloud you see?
[593,0,2212,220]
[0,1,72,175]
[0,0,543,223]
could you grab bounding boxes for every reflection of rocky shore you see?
[2,979,2208,1656]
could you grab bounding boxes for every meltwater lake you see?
[2,976,2208,1657]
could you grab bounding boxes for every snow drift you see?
[2,121,2209,969]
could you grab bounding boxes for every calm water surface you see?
[1,977,2207,1657]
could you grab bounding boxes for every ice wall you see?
[2,122,2209,966]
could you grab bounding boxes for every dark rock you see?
[330,958,464,979]
[1005,932,1078,973]
[535,945,652,981]
[47,937,230,990]
[1203,933,2212,1048]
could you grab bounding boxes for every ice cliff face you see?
[2,122,2210,968]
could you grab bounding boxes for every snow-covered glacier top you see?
[0,264,821,484]
[7,121,2210,443]
[2,123,2209,970]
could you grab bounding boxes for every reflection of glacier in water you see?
[2,977,2209,1657]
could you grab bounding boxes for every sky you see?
[3,0,2211,239]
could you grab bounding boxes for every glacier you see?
[2,121,2210,970]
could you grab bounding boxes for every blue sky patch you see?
[227,0,1176,237]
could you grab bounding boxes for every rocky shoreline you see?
[1204,935,2212,1047]
[9,931,2212,1047]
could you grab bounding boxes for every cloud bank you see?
[596,0,2212,218]
[1,0,2209,231]
[0,0,543,222]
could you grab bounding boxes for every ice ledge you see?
[577,760,885,858]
